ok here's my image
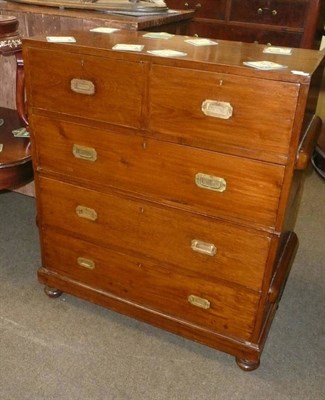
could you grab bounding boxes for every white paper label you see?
[143,32,174,40]
[46,36,76,43]
[243,61,288,70]
[185,38,218,46]
[90,27,120,33]
[263,46,292,55]
[112,44,144,52]
[147,49,187,58]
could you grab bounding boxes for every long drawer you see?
[32,115,284,229]
[24,48,145,128]
[41,228,260,341]
[38,177,272,291]
[148,65,299,164]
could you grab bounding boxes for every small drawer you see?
[38,177,272,291]
[188,22,303,48]
[166,0,227,19]
[148,65,299,164]
[24,48,144,128]
[41,228,261,341]
[31,115,284,229]
[230,0,307,28]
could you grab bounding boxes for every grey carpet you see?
[0,167,324,400]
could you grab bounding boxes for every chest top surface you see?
[22,30,325,82]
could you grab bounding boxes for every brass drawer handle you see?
[188,294,210,310]
[257,7,277,16]
[70,78,95,95]
[195,172,226,192]
[201,100,233,119]
[77,257,95,270]
[75,205,98,221]
[191,239,217,256]
[72,144,97,162]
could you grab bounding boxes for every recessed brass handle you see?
[195,173,226,192]
[188,294,211,310]
[73,144,97,162]
[75,205,98,221]
[195,3,201,9]
[70,78,95,95]
[272,9,277,16]
[77,257,95,270]
[201,100,233,119]
[191,239,217,256]
[257,7,263,14]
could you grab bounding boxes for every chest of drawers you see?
[22,31,324,370]
[166,0,324,48]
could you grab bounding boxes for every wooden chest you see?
[22,32,324,370]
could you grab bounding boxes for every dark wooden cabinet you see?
[23,31,324,370]
[166,0,323,48]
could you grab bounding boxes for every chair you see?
[0,15,33,191]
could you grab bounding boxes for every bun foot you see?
[44,286,63,298]
[236,357,260,371]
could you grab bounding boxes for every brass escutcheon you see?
[72,144,97,162]
[188,294,211,310]
[201,100,233,119]
[70,78,95,95]
[191,239,217,256]
[77,257,95,270]
[195,173,226,192]
[75,205,98,221]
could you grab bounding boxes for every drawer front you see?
[166,0,227,19]
[42,228,260,340]
[32,115,284,228]
[24,48,144,128]
[188,21,303,47]
[148,65,299,164]
[193,0,227,19]
[230,0,307,28]
[38,177,271,291]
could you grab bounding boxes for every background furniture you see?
[312,31,325,179]
[23,31,324,370]
[166,0,324,48]
[0,15,32,191]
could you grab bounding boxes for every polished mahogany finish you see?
[166,0,323,48]
[0,16,32,190]
[23,31,324,370]
[0,107,32,189]
[0,1,194,110]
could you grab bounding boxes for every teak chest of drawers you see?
[22,32,324,370]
